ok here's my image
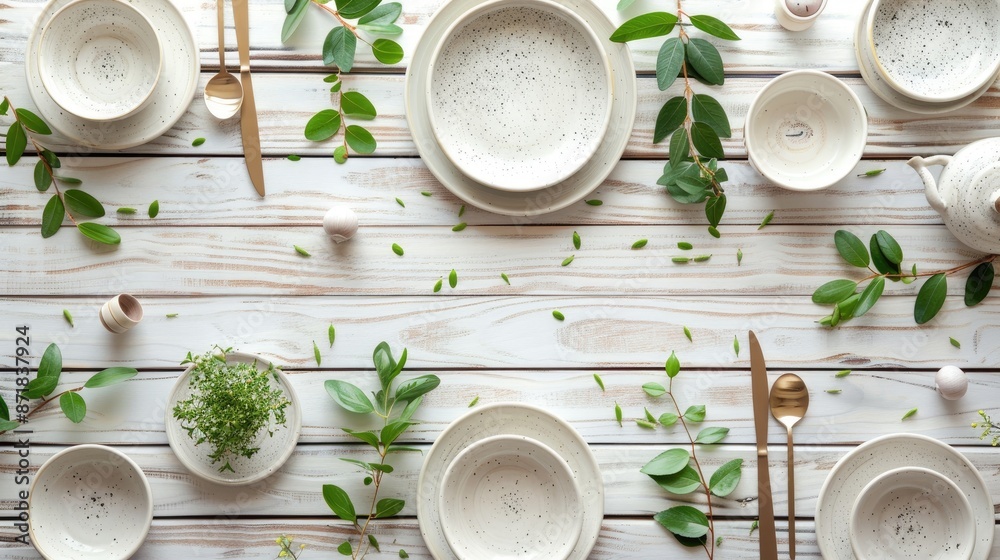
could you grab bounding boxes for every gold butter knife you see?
[749,331,778,560]
[232,0,264,197]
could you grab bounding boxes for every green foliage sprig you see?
[610,4,740,235]
[636,351,740,559]
[2,96,121,244]
[972,409,1000,446]
[283,1,404,162]
[0,343,139,435]
[275,535,306,559]
[322,342,440,559]
[173,347,292,473]
[813,229,996,326]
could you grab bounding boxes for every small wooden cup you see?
[100,294,144,334]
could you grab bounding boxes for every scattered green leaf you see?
[902,407,918,421]
[294,245,311,257]
[552,310,565,321]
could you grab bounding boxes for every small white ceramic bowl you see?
[426,0,613,193]
[774,0,828,31]
[866,0,1000,103]
[439,434,583,560]
[745,70,867,191]
[29,444,153,560]
[850,466,975,560]
[37,0,162,122]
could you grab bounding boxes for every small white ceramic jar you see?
[775,0,827,31]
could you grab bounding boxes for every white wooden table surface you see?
[3,0,1000,557]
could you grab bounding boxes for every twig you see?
[667,376,715,559]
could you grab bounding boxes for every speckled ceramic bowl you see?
[745,70,867,191]
[850,467,975,560]
[28,445,153,560]
[426,0,613,193]
[867,0,1000,103]
[37,0,162,122]
[439,434,583,560]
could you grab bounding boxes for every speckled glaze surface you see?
[405,0,636,215]
[427,0,612,192]
[417,403,603,560]
[26,0,199,149]
[28,444,153,560]
[868,0,1000,103]
[165,352,302,486]
[439,435,582,560]
[850,467,975,560]
[816,433,993,560]
[744,70,867,191]
[908,138,1000,254]
[37,0,162,122]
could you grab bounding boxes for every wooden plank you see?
[2,296,997,370]
[0,158,941,226]
[2,368,997,446]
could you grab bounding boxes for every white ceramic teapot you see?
[908,138,1000,255]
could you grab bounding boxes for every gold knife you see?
[232,0,264,197]
[749,331,778,560]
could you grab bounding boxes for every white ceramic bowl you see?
[850,467,975,560]
[439,434,584,560]
[426,0,613,193]
[29,445,153,560]
[774,0,828,31]
[866,0,1000,103]
[37,0,162,122]
[745,70,867,191]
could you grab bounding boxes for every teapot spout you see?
[908,155,952,214]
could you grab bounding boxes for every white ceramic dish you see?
[427,0,612,192]
[850,467,975,560]
[26,0,199,149]
[405,0,636,215]
[37,0,162,122]
[816,433,993,560]
[439,435,583,560]
[774,0,827,31]
[417,403,603,560]
[744,70,867,191]
[867,0,1000,103]
[165,352,302,485]
[29,444,153,560]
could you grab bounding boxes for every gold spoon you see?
[204,0,243,119]
[769,373,809,560]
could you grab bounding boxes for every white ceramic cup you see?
[37,0,162,122]
[774,0,828,31]
[28,444,153,560]
[100,294,144,334]
[744,69,868,191]
[850,466,975,560]
[439,434,583,560]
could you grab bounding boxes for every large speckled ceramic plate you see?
[417,403,603,560]
[816,433,992,559]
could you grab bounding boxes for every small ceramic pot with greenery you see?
[165,347,302,485]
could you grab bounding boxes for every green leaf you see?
[901,407,918,420]
[38,343,62,380]
[335,0,380,19]
[341,91,377,119]
[614,402,623,426]
[572,231,581,250]
[656,38,685,91]
[683,326,693,342]
[640,448,690,476]
[77,223,121,245]
[812,279,858,304]
[691,94,731,138]
[870,234,901,276]
[15,108,51,135]
[950,337,961,349]
[433,278,442,292]
[0,396,8,422]
[593,373,605,391]
[343,428,380,448]
[737,248,743,265]
[359,2,402,25]
[653,97,686,144]
[669,126,689,168]
[665,351,680,378]
[399,395,421,422]
[41,194,64,238]
[395,374,440,403]
[345,125,376,154]
[323,484,357,522]
[22,376,58,400]
[585,199,603,206]
[281,0,309,42]
[333,145,348,163]
[632,239,648,250]
[148,199,160,218]
[449,269,458,288]
[649,465,701,494]
[373,342,396,388]
[0,420,17,432]
[689,15,741,40]
[40,149,59,168]
[337,541,352,555]
[826,389,842,394]
[836,369,852,378]
[733,336,740,357]
[63,189,105,218]
[60,392,86,423]
[758,211,774,230]
[381,420,414,447]
[84,367,138,388]
[468,395,479,407]
[358,22,402,36]
[708,458,743,497]
[860,168,886,177]
[875,230,903,265]
[709,226,722,238]
[642,382,666,397]
[34,160,51,191]
[561,254,575,266]
[324,379,375,413]
[191,137,205,147]
[6,122,26,166]
[328,325,336,348]
[313,340,322,365]
[834,230,869,267]
[305,110,343,142]
[368,534,380,552]
[683,405,705,422]
[690,122,723,159]
[654,505,710,538]
[0,98,7,115]
[659,412,678,426]
[695,426,729,444]
[636,419,657,429]
[399,550,409,558]
[323,27,357,72]
[705,194,726,228]
[853,276,885,318]
[965,262,994,306]
[685,38,724,85]
[914,273,948,324]
[391,243,403,256]
[371,38,404,65]
[117,207,137,214]
[374,498,404,518]
[609,12,678,42]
